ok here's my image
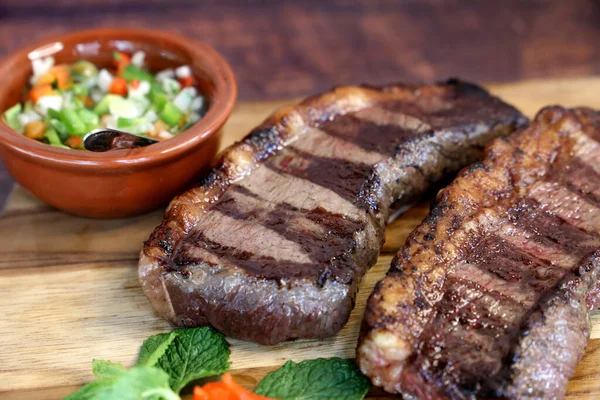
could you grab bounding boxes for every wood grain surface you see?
[2,77,600,399]
[2,0,600,207]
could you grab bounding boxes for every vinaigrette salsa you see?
[2,51,205,149]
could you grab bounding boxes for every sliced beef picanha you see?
[358,106,600,399]
[138,80,526,345]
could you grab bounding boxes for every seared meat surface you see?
[358,106,600,399]
[139,80,526,345]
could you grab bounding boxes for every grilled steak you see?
[138,80,526,345]
[357,106,600,399]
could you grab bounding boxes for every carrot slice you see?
[130,79,141,89]
[193,374,273,400]
[109,77,128,96]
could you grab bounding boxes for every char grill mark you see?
[358,106,600,399]
[316,112,419,154]
[266,146,376,205]
[139,81,527,345]
[200,184,365,283]
[552,157,600,207]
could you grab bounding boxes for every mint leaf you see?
[255,358,371,400]
[64,366,179,400]
[92,360,126,379]
[63,379,117,400]
[153,327,231,392]
[137,331,179,367]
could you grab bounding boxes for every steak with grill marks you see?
[138,80,526,345]
[357,106,600,399]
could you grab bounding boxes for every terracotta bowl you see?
[0,29,237,218]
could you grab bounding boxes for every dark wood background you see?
[1,0,600,210]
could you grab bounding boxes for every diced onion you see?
[131,51,146,68]
[101,114,118,129]
[156,69,175,83]
[161,78,181,95]
[173,88,196,112]
[30,57,55,85]
[97,69,114,93]
[191,96,204,112]
[144,110,158,123]
[17,110,42,127]
[109,97,142,119]
[158,131,174,140]
[129,80,151,98]
[90,88,104,103]
[35,95,63,116]
[175,65,192,78]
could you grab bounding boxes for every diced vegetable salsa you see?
[2,51,206,149]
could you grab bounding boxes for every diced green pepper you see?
[121,64,155,83]
[49,118,69,141]
[71,84,89,98]
[60,108,87,135]
[23,101,34,114]
[149,81,164,98]
[117,117,134,128]
[44,128,69,148]
[47,108,61,120]
[93,94,120,116]
[152,92,169,112]
[3,103,22,131]
[71,60,98,78]
[69,96,84,109]
[161,78,181,95]
[78,108,100,131]
[159,102,183,127]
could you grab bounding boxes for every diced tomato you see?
[66,135,83,148]
[29,84,55,103]
[130,79,141,89]
[113,52,131,76]
[178,75,195,88]
[192,374,273,400]
[109,77,128,96]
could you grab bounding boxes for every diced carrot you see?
[178,75,195,88]
[109,77,128,96]
[83,96,94,107]
[36,64,70,89]
[29,84,55,103]
[51,64,70,89]
[130,79,141,89]
[113,52,131,76]
[36,72,56,86]
[24,121,46,139]
[66,135,83,148]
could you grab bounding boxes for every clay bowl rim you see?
[0,28,237,172]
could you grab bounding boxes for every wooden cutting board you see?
[2,77,600,399]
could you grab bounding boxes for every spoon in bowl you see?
[83,128,158,152]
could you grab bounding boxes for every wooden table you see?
[2,0,600,207]
[3,77,600,399]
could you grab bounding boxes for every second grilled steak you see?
[139,80,526,345]
[358,106,600,399]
